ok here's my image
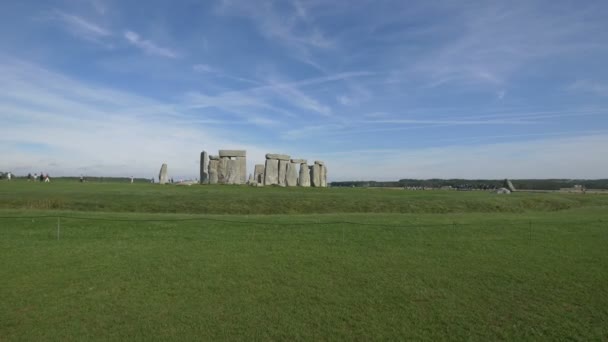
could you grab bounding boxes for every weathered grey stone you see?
[310,163,322,187]
[237,156,247,184]
[209,159,219,184]
[286,162,298,186]
[278,159,289,186]
[219,150,246,157]
[291,159,307,164]
[266,153,290,160]
[248,174,253,184]
[209,155,219,160]
[504,179,516,192]
[320,164,327,187]
[264,159,279,186]
[254,164,265,186]
[314,160,325,166]
[159,163,168,184]
[226,159,240,184]
[217,157,229,184]
[200,151,209,184]
[495,188,511,194]
[298,163,310,187]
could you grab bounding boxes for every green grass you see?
[2,181,608,214]
[1,181,607,340]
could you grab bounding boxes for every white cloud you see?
[0,59,272,178]
[124,30,178,58]
[193,64,217,73]
[50,10,111,42]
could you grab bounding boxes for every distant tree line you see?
[330,179,608,190]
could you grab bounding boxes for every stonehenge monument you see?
[200,150,247,185]
[199,149,327,187]
[159,163,168,184]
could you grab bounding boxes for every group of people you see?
[27,173,51,182]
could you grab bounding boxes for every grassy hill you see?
[1,181,607,340]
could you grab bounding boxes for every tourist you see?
[130,176,134,184]
[44,174,50,183]
[7,172,11,181]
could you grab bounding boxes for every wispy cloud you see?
[124,30,178,58]
[50,10,110,42]
[0,59,271,177]
[216,0,333,69]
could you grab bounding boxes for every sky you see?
[1,0,607,181]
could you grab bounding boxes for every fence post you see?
[529,220,532,241]
[57,217,61,240]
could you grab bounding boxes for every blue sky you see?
[1,0,607,180]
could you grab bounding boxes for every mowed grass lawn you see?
[1,181,607,340]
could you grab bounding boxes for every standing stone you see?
[237,157,246,184]
[248,174,253,185]
[278,160,289,187]
[311,163,322,187]
[159,163,168,184]
[321,164,327,187]
[200,151,209,184]
[298,163,310,187]
[254,164,265,186]
[226,159,240,184]
[218,150,247,185]
[217,157,229,184]
[264,159,279,186]
[208,158,219,184]
[286,162,299,187]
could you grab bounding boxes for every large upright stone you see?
[298,163,310,187]
[278,160,289,187]
[236,157,246,184]
[208,159,219,184]
[217,157,229,184]
[264,159,279,185]
[159,163,168,184]
[200,151,209,184]
[286,162,298,187]
[216,150,246,184]
[311,163,322,187]
[314,161,327,187]
[321,164,327,187]
[254,164,265,186]
[226,158,240,184]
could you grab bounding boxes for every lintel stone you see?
[291,159,307,164]
[266,153,291,160]
[219,150,246,157]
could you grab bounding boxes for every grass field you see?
[1,181,607,340]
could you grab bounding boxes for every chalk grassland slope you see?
[1,181,608,214]
[1,182,607,340]
[1,208,607,340]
